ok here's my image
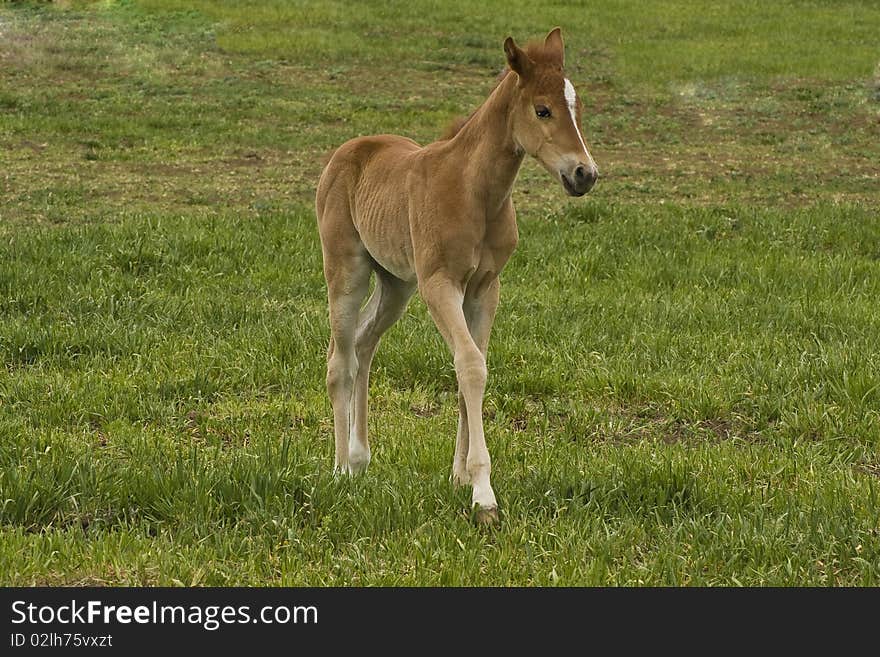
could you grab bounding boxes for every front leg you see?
[452,392,470,486]
[452,277,501,487]
[420,273,498,523]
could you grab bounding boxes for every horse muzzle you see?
[561,164,598,197]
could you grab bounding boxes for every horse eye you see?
[535,105,551,119]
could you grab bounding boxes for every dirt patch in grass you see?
[1,7,877,224]
[855,461,880,479]
[410,402,440,418]
[528,396,761,446]
[24,568,160,586]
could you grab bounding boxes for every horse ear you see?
[504,36,533,80]
[544,27,564,66]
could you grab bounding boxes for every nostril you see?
[574,165,586,181]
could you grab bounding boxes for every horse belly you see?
[354,185,415,282]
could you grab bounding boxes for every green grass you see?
[135,0,880,83]
[0,1,879,585]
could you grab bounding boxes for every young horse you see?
[316,27,598,523]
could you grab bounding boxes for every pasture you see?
[1,0,879,585]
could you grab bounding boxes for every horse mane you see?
[438,39,559,141]
[439,67,512,141]
[439,114,473,141]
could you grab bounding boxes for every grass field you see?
[1,0,879,585]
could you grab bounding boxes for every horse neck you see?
[446,73,524,209]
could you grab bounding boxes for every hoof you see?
[334,463,368,477]
[348,442,370,475]
[472,505,499,526]
[347,454,370,475]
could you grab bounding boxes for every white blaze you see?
[564,78,595,169]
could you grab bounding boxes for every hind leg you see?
[320,218,371,474]
[325,266,370,473]
[349,271,416,474]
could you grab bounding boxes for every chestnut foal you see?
[315,28,598,522]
